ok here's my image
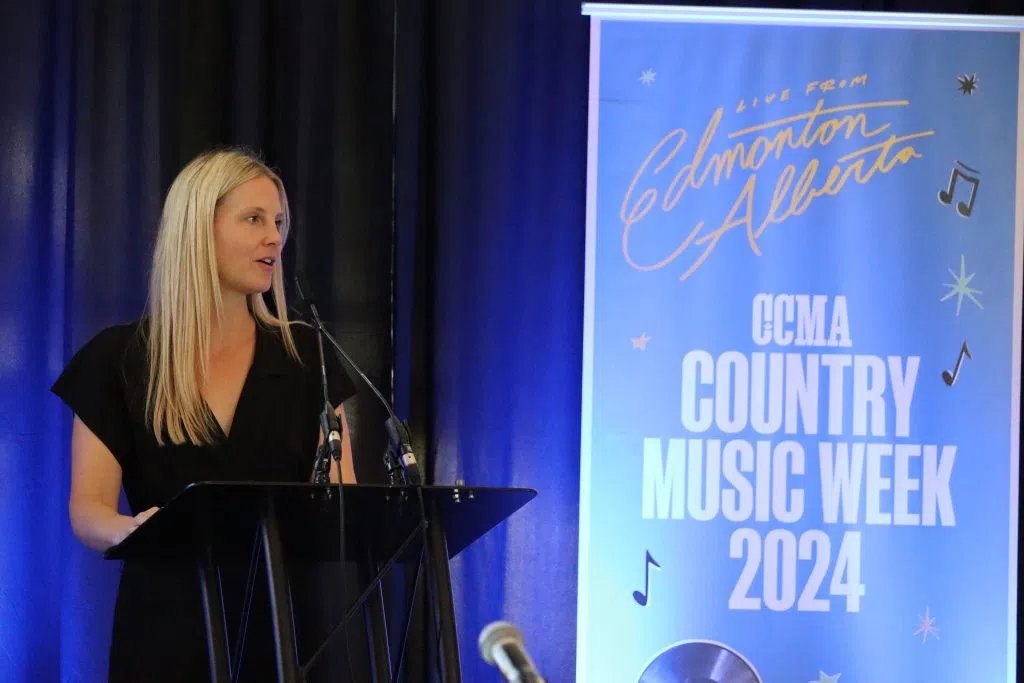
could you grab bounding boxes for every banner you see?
[578,5,1024,682]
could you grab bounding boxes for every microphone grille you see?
[478,621,524,665]
[293,272,313,306]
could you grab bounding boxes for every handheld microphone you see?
[478,621,546,683]
[293,274,422,486]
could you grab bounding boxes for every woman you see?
[52,148,357,681]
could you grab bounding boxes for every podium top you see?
[105,482,537,564]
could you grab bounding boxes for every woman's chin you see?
[250,274,275,294]
[224,280,273,298]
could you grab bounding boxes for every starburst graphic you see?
[956,73,979,95]
[809,672,841,683]
[639,69,656,86]
[941,254,983,316]
[914,606,940,643]
[631,333,651,350]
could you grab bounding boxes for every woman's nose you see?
[264,225,281,246]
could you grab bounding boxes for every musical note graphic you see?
[942,341,972,386]
[937,161,981,218]
[632,550,661,606]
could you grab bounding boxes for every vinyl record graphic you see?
[637,640,762,683]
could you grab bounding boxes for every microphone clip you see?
[319,400,344,462]
[313,401,343,487]
[385,416,421,486]
[312,443,332,486]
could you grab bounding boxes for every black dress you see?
[51,318,357,682]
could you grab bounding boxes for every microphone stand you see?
[304,298,356,681]
[295,276,459,680]
[314,326,462,679]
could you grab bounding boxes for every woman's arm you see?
[69,416,157,551]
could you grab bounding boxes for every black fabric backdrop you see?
[1,0,1022,681]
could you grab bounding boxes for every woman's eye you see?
[246,215,261,224]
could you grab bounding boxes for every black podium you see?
[105,482,537,683]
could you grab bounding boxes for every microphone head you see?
[478,621,524,665]
[293,273,313,307]
[293,272,327,326]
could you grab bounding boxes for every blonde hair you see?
[145,148,299,445]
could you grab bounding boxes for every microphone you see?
[299,276,344,486]
[478,621,546,683]
[318,401,343,466]
[293,274,422,486]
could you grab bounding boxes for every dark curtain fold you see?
[396,1,591,679]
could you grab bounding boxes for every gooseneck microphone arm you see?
[293,275,422,487]
[311,329,343,485]
[317,324,422,486]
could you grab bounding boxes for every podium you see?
[105,482,537,683]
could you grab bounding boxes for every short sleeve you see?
[287,322,359,411]
[51,324,138,467]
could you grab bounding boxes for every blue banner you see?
[578,7,1024,683]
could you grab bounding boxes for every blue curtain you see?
[1,2,75,680]
[396,2,590,679]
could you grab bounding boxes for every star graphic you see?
[914,606,940,643]
[941,254,983,316]
[631,333,651,350]
[638,69,656,86]
[809,672,841,683]
[956,73,979,95]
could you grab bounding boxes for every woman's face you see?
[213,175,284,297]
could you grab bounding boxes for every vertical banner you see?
[578,5,1024,683]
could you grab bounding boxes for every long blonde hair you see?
[146,148,299,445]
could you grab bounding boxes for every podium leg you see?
[198,547,231,683]
[262,498,299,683]
[361,548,393,683]
[425,496,461,682]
